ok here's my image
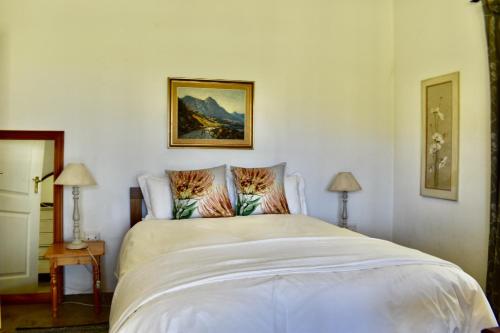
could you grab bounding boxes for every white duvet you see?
[110,215,497,333]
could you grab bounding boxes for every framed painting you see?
[420,72,459,200]
[168,78,254,149]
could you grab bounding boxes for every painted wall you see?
[0,0,395,292]
[41,140,54,177]
[40,140,54,204]
[393,0,490,286]
[41,176,54,204]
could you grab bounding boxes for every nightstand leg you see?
[50,260,58,318]
[92,257,101,314]
[57,266,63,304]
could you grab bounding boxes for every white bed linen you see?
[111,215,497,333]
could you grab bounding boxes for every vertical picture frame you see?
[420,72,460,200]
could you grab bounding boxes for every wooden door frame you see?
[0,130,64,303]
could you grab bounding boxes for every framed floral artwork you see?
[168,78,254,149]
[420,72,459,200]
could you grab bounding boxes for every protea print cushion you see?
[167,165,234,220]
[231,163,290,216]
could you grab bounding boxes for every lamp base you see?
[66,240,88,250]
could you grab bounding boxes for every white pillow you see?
[284,173,308,215]
[137,174,154,220]
[226,169,308,215]
[145,176,173,219]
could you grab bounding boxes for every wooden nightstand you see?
[44,240,105,318]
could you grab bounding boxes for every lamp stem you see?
[73,186,80,241]
[66,186,87,249]
[340,191,349,228]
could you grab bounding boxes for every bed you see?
[109,187,498,333]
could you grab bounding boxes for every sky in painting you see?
[177,87,246,114]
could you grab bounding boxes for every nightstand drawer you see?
[56,256,93,266]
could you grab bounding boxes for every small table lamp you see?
[55,163,97,249]
[329,172,361,228]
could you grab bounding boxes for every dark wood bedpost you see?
[130,187,144,227]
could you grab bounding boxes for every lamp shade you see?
[329,172,361,192]
[54,163,97,186]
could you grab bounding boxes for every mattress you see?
[110,214,497,333]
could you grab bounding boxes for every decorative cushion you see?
[231,163,290,216]
[226,169,308,215]
[167,165,233,219]
[140,167,307,220]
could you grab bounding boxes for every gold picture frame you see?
[168,78,254,149]
[420,72,459,200]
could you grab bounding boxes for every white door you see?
[0,140,44,294]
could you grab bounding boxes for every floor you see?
[0,293,112,333]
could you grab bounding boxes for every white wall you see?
[393,0,490,287]
[0,0,395,292]
[41,140,54,203]
[42,140,54,177]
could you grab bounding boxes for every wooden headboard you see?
[130,187,144,227]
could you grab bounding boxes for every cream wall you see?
[41,140,54,203]
[0,0,395,292]
[393,0,490,286]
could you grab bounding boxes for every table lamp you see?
[329,172,361,228]
[55,163,97,249]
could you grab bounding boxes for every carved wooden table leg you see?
[50,260,58,318]
[92,256,101,314]
[57,266,63,304]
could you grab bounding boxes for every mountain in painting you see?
[177,97,244,140]
[181,95,244,124]
[231,112,245,122]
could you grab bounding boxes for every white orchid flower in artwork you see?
[438,156,448,169]
[429,143,442,154]
[432,132,445,145]
[429,133,444,154]
[431,106,444,120]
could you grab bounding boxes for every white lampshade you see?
[55,163,97,186]
[329,172,361,192]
